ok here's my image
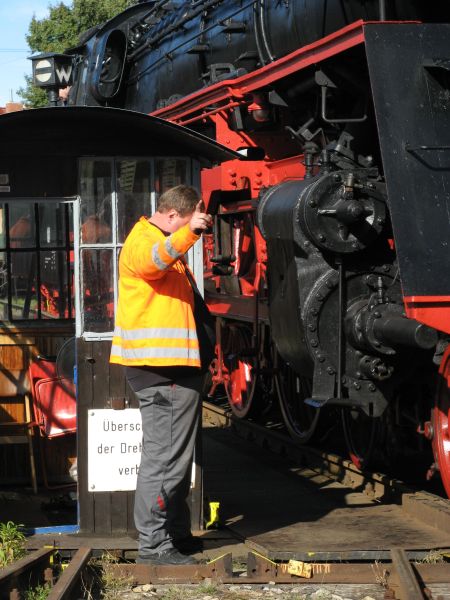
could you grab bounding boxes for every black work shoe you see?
[136,548,198,565]
[174,535,203,554]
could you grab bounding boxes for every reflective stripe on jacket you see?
[110,217,201,367]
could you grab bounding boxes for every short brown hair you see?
[157,185,200,216]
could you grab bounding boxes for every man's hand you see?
[189,200,213,234]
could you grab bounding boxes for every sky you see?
[0,1,70,106]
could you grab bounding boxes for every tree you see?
[17,76,48,108]
[18,0,135,107]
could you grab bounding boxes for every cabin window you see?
[78,157,195,339]
[0,200,74,321]
[117,159,152,243]
[155,159,189,194]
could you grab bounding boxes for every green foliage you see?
[17,76,48,108]
[0,521,27,567]
[100,551,134,600]
[17,75,48,108]
[197,582,219,594]
[416,549,445,564]
[24,583,51,600]
[18,0,136,107]
[158,587,192,600]
[27,2,78,54]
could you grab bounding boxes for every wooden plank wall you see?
[77,338,137,535]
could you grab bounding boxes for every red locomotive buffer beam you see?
[201,155,305,200]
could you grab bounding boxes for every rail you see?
[2,547,448,599]
[1,403,449,598]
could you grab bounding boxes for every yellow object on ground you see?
[206,501,220,529]
[287,559,313,578]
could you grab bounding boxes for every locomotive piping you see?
[253,2,266,66]
[136,0,173,29]
[128,0,251,62]
[337,257,344,403]
[127,0,257,84]
[258,0,275,63]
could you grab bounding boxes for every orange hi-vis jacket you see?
[110,217,201,368]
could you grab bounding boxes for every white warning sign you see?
[88,409,142,492]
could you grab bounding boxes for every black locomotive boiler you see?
[53,0,450,495]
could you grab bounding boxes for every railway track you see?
[202,400,438,503]
[2,545,450,600]
[202,399,450,558]
[2,401,449,599]
[0,547,92,600]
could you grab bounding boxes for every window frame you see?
[0,196,77,325]
[77,156,201,341]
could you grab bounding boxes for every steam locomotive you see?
[62,1,450,494]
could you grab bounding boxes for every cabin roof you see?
[0,106,241,163]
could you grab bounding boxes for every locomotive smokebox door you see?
[0,106,239,536]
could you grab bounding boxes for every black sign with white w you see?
[30,53,74,89]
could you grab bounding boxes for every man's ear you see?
[167,208,178,221]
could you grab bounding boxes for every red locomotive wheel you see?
[222,325,258,418]
[432,344,450,497]
[227,357,256,417]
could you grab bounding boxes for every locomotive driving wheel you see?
[342,408,379,471]
[432,344,450,497]
[275,356,319,444]
[222,324,258,418]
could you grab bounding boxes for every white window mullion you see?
[73,197,82,338]
[112,159,119,322]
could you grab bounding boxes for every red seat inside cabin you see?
[28,360,76,438]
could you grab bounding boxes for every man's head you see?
[153,185,201,233]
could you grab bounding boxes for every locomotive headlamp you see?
[30,52,74,106]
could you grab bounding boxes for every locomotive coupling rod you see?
[373,316,438,351]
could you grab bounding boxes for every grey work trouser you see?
[134,375,202,555]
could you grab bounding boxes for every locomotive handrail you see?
[405,144,450,151]
[320,86,368,124]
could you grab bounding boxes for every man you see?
[110,185,213,565]
[58,86,71,106]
